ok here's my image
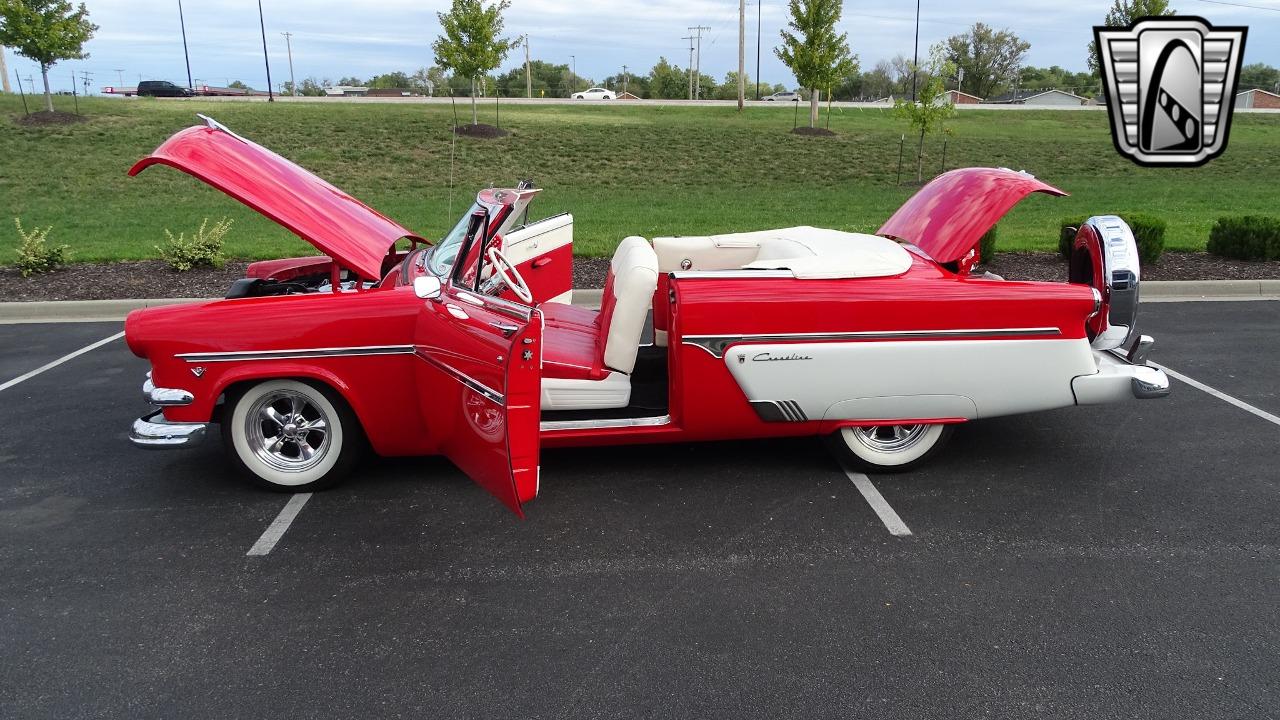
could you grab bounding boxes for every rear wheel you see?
[828,424,954,472]
[221,379,361,491]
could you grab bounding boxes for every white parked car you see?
[763,91,802,102]
[572,87,616,100]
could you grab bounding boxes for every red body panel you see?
[878,168,1066,264]
[245,256,332,281]
[129,125,424,280]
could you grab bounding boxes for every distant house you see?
[324,85,369,97]
[1235,88,1280,109]
[616,91,641,100]
[984,89,1086,106]
[935,89,982,106]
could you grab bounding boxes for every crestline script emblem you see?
[752,352,813,362]
[1095,16,1247,167]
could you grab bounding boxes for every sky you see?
[3,0,1277,95]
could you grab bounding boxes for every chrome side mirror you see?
[413,276,442,300]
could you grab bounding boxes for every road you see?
[0,300,1277,719]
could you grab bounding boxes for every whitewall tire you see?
[222,379,361,491]
[829,424,954,472]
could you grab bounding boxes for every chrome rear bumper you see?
[130,410,208,449]
[1072,335,1171,404]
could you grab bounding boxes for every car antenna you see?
[446,117,457,229]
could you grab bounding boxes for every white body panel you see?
[722,338,1100,422]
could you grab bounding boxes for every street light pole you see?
[281,31,296,95]
[178,0,193,89]
[755,0,762,100]
[523,34,530,98]
[570,55,576,95]
[738,0,745,111]
[257,0,274,102]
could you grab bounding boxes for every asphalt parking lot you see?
[1,300,1277,719]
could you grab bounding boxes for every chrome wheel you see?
[245,390,331,473]
[849,424,929,454]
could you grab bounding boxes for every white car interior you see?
[652,226,913,279]
[537,235,659,411]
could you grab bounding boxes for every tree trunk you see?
[41,66,54,113]
[809,88,819,127]
[915,128,926,183]
[470,78,478,125]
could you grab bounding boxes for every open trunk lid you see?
[129,116,424,280]
[877,167,1066,264]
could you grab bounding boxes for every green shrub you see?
[14,218,71,277]
[1059,218,1083,259]
[1057,214,1165,265]
[979,224,998,264]
[1207,216,1280,261]
[157,218,231,271]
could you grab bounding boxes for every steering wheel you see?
[486,246,534,304]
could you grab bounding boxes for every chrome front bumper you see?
[1073,335,1171,404]
[130,374,205,449]
[130,410,208,449]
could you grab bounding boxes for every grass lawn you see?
[2,95,1278,265]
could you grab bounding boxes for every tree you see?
[1087,0,1173,74]
[337,76,364,87]
[0,0,96,113]
[775,0,857,127]
[649,57,688,100]
[894,52,956,183]
[368,71,412,89]
[432,0,516,124]
[1239,63,1280,92]
[941,23,1029,100]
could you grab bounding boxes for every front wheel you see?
[827,424,954,472]
[222,379,362,491]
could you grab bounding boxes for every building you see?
[324,85,369,97]
[936,89,983,106]
[1235,88,1280,109]
[984,89,1086,106]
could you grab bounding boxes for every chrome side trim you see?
[142,378,195,407]
[453,289,534,322]
[540,414,672,431]
[681,328,1064,359]
[413,350,505,405]
[176,345,415,363]
[130,411,207,449]
[668,270,794,280]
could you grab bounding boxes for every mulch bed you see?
[2,253,1278,303]
[453,123,510,139]
[791,126,837,137]
[15,111,87,127]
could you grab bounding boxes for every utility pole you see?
[257,0,274,102]
[178,0,193,89]
[79,70,93,96]
[522,34,531,98]
[114,69,125,88]
[737,0,745,110]
[688,25,710,99]
[0,47,10,94]
[683,35,695,100]
[622,64,628,96]
[281,32,296,95]
[755,0,762,100]
[911,0,920,101]
[570,54,576,95]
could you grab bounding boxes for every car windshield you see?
[427,202,482,276]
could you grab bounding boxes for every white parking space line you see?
[246,493,313,556]
[0,331,125,393]
[842,467,913,537]
[1152,362,1280,428]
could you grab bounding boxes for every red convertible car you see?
[126,117,1169,515]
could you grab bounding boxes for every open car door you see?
[413,285,542,516]
[500,213,574,305]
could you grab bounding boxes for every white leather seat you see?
[539,236,659,410]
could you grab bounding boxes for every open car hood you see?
[130,117,424,280]
[877,167,1066,264]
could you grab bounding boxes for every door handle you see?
[488,320,519,338]
[532,257,553,269]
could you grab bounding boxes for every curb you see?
[0,281,1274,323]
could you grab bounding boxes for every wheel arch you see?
[213,366,368,444]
